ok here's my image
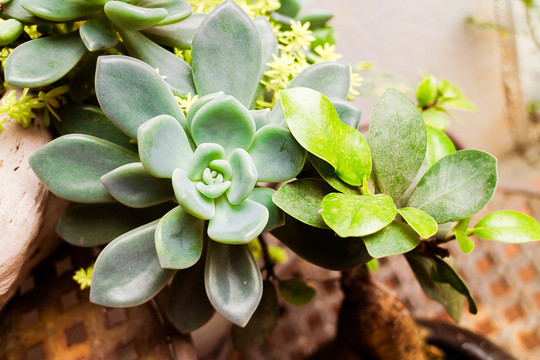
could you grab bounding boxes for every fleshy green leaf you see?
[248,125,306,182]
[287,61,351,100]
[5,31,87,87]
[57,202,173,247]
[453,217,474,253]
[29,134,138,202]
[155,206,204,269]
[138,114,193,178]
[142,13,206,49]
[119,29,196,97]
[226,149,258,205]
[232,281,279,349]
[332,99,362,129]
[95,55,186,139]
[471,210,540,243]
[362,221,420,258]
[369,88,427,201]
[20,0,101,21]
[0,19,23,46]
[278,278,316,306]
[425,125,456,169]
[104,1,167,30]
[191,0,262,107]
[167,261,215,333]
[186,91,225,130]
[273,178,333,229]
[137,0,193,25]
[90,221,175,307]
[407,150,497,224]
[248,188,284,232]
[422,108,450,131]
[281,87,371,186]
[188,143,225,181]
[309,155,361,195]
[321,193,397,237]
[275,0,302,18]
[172,168,215,219]
[250,109,272,131]
[205,241,263,327]
[102,162,174,207]
[80,17,118,51]
[397,207,438,238]
[69,52,99,103]
[416,75,437,108]
[207,198,268,244]
[3,0,41,23]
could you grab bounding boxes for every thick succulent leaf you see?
[0,19,23,46]
[102,162,174,207]
[29,134,139,202]
[104,1,167,30]
[226,149,258,204]
[205,241,263,327]
[362,221,420,258]
[397,207,438,239]
[186,91,225,130]
[95,55,186,139]
[138,114,193,178]
[250,16,278,109]
[208,198,268,244]
[232,281,279,350]
[250,109,272,131]
[3,0,41,23]
[309,155,361,195]
[425,125,456,169]
[136,0,193,25]
[275,0,302,18]
[155,206,204,269]
[142,13,206,49]
[119,29,196,97]
[248,125,306,182]
[332,99,362,129]
[278,278,316,306]
[272,214,372,270]
[369,89,427,201]
[287,61,350,100]
[272,178,333,229]
[172,168,215,219]
[53,104,135,151]
[5,31,87,87]
[20,0,101,21]
[281,87,371,186]
[191,95,255,153]
[471,210,540,243]
[431,256,477,314]
[406,253,464,322]
[189,143,225,181]
[407,150,497,224]
[90,221,175,307]
[57,202,173,247]
[80,17,118,51]
[453,217,474,254]
[321,194,397,237]
[248,188,284,232]
[69,52,99,102]
[191,0,262,107]
[167,262,215,333]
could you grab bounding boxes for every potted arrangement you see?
[1,0,538,358]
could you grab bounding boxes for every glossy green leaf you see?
[208,198,268,244]
[248,125,306,182]
[104,1,167,30]
[453,217,474,253]
[248,188,284,232]
[172,168,215,219]
[278,279,316,306]
[102,162,174,207]
[3,0,41,23]
[20,0,101,21]
[362,221,420,258]
[422,108,450,131]
[369,88,427,201]
[191,95,255,153]
[425,125,456,169]
[407,150,497,224]
[80,17,118,51]
[142,13,206,49]
[136,0,193,25]
[275,0,303,18]
[232,280,278,349]
[471,210,540,243]
[309,155,361,195]
[0,19,23,46]
[287,61,350,100]
[167,261,215,333]
[95,55,186,139]
[138,114,193,178]
[205,241,263,327]
[273,178,333,229]
[29,134,138,202]
[90,221,174,307]
[282,87,371,186]
[155,206,204,269]
[272,214,372,270]
[57,202,173,247]
[416,75,437,108]
[191,0,262,107]
[406,253,464,322]
[431,256,477,314]
[5,31,87,87]
[53,104,135,151]
[119,29,196,97]
[397,207,438,238]
[332,99,362,129]
[322,194,397,237]
[69,52,99,103]
[226,149,258,204]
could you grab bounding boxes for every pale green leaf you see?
[471,210,540,243]
[0,19,23,46]
[397,207,438,238]
[287,61,351,100]
[452,217,474,253]
[104,1,167,30]
[278,278,316,306]
[425,125,456,168]
[80,17,118,51]
[416,74,437,108]
[226,149,258,204]
[362,221,420,258]
[20,0,101,21]
[248,188,284,232]
[142,13,206,49]
[309,155,361,195]
[422,108,450,131]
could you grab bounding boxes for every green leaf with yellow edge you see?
[281,87,371,186]
[425,125,456,168]
[278,278,316,306]
[397,207,438,238]
[322,193,397,237]
[471,210,540,243]
[452,217,474,254]
[362,221,420,258]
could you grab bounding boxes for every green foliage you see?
[363,221,420,258]
[397,207,438,239]
[471,210,540,243]
[278,278,316,306]
[452,217,474,254]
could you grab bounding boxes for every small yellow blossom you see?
[312,43,342,62]
[174,47,185,60]
[23,25,41,40]
[73,264,94,290]
[176,93,199,115]
[278,21,316,53]
[262,52,308,93]
[348,69,362,100]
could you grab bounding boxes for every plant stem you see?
[258,233,276,280]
